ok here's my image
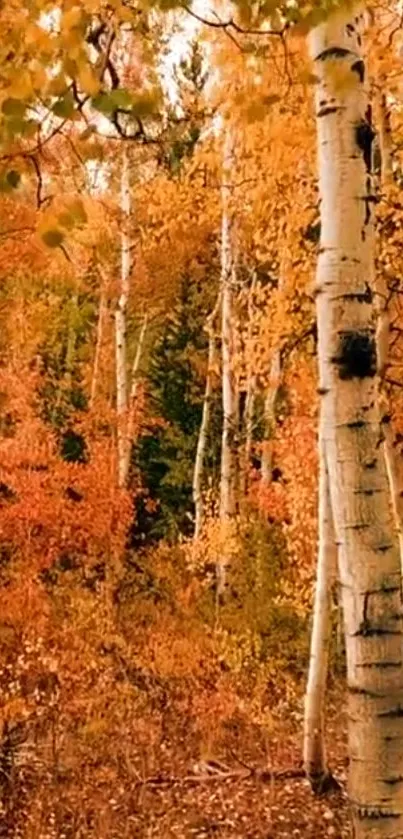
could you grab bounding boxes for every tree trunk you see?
[260,350,281,486]
[310,7,403,833]
[193,295,220,539]
[241,373,256,496]
[115,148,130,488]
[90,275,107,408]
[240,270,257,498]
[120,313,148,487]
[65,292,78,389]
[375,83,393,187]
[261,267,284,487]
[218,128,238,597]
[373,83,403,566]
[303,434,337,791]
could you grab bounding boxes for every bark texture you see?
[121,313,148,486]
[240,271,257,497]
[303,436,337,791]
[115,148,130,488]
[193,295,220,539]
[375,84,393,187]
[373,87,403,567]
[218,129,238,596]
[261,267,283,487]
[310,7,403,834]
[90,274,107,408]
[260,350,281,486]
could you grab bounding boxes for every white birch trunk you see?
[261,269,284,487]
[120,313,148,487]
[303,434,337,790]
[90,276,107,408]
[115,148,130,488]
[241,374,256,496]
[240,270,257,497]
[219,129,238,596]
[375,84,393,187]
[383,423,403,566]
[65,292,78,389]
[260,350,281,486]
[310,7,403,833]
[373,88,403,567]
[193,295,220,539]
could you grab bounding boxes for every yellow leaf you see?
[41,229,65,248]
[78,64,101,96]
[62,7,83,31]
[8,71,32,99]
[30,64,48,94]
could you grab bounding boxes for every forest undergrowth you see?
[0,498,348,838]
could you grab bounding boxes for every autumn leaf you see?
[41,229,65,248]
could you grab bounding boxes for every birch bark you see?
[120,313,148,487]
[90,274,107,409]
[375,83,393,187]
[260,350,281,486]
[373,84,403,566]
[310,6,403,833]
[193,295,220,539]
[240,271,257,497]
[303,434,337,791]
[218,128,238,596]
[261,268,284,487]
[115,148,130,488]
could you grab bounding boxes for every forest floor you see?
[127,695,351,838]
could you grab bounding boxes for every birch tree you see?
[303,434,338,791]
[261,263,284,487]
[90,274,107,409]
[373,84,403,565]
[310,6,403,833]
[115,146,130,488]
[260,351,281,486]
[193,294,220,539]
[120,312,148,487]
[240,270,257,497]
[218,127,238,596]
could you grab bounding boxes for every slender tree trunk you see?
[90,278,107,408]
[260,350,281,486]
[383,422,403,563]
[310,7,403,833]
[261,267,284,487]
[241,374,256,496]
[120,313,148,486]
[303,435,337,791]
[65,292,78,389]
[375,82,393,187]
[373,85,403,565]
[240,270,257,497]
[218,128,238,597]
[193,295,220,539]
[115,148,130,488]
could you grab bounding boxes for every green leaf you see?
[52,91,75,119]
[41,229,65,248]
[6,170,20,189]
[131,92,158,118]
[91,88,133,115]
[57,212,75,230]
[109,89,134,109]
[2,98,26,118]
[20,118,38,137]
[262,94,280,107]
[69,199,87,224]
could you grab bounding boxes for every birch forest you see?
[4,1,403,837]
